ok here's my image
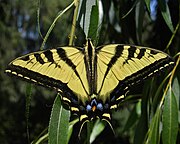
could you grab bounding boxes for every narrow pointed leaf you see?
[158,0,174,32]
[90,120,105,143]
[145,109,160,144]
[162,87,178,144]
[134,82,149,144]
[88,2,99,42]
[25,84,32,143]
[135,0,145,43]
[49,95,70,144]
[172,77,179,111]
[145,0,150,12]
[123,104,139,132]
[78,0,98,39]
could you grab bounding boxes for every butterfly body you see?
[5,39,174,127]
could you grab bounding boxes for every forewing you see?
[5,47,89,103]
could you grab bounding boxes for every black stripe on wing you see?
[6,64,80,105]
[96,44,174,104]
[6,46,89,96]
[6,64,66,89]
[110,56,174,104]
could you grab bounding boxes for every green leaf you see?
[123,103,140,132]
[25,83,32,143]
[31,128,48,144]
[152,77,169,112]
[134,82,149,144]
[158,0,174,32]
[145,0,151,13]
[78,0,100,42]
[172,77,180,113]
[84,121,93,143]
[134,107,148,144]
[88,3,99,42]
[68,119,79,142]
[48,94,70,144]
[135,0,145,43]
[145,109,161,144]
[172,77,180,125]
[90,120,105,143]
[162,87,178,144]
[25,84,32,122]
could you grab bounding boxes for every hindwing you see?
[96,44,174,103]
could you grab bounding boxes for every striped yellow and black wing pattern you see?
[5,39,174,128]
[5,46,91,105]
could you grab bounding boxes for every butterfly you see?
[5,39,174,130]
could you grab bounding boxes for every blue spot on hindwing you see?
[97,103,103,111]
[86,104,92,112]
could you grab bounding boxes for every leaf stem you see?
[69,0,80,46]
[40,1,75,50]
[165,22,180,52]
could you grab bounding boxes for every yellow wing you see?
[96,44,174,103]
[5,47,90,104]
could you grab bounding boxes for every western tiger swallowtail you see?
[5,39,174,129]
